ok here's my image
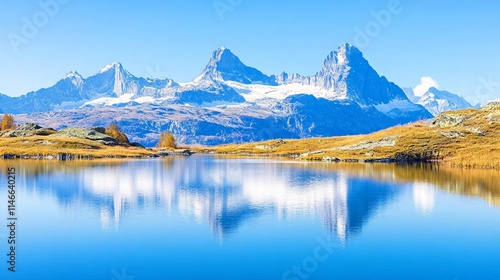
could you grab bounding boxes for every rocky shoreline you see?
[202,150,438,164]
[197,103,500,169]
[1,148,194,160]
[0,122,193,160]
[1,149,193,161]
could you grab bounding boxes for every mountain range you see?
[403,87,472,116]
[2,43,446,146]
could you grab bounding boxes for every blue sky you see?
[1,0,500,104]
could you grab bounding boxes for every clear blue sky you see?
[1,0,499,104]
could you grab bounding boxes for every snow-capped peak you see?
[93,62,137,96]
[65,71,82,79]
[322,43,362,70]
[99,62,123,73]
[209,47,242,68]
[214,46,228,56]
[338,43,360,63]
[195,47,277,85]
[64,71,84,87]
[194,47,240,82]
[404,86,472,116]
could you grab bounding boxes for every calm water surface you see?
[0,156,500,280]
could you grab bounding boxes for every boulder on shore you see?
[430,113,467,128]
[49,127,118,146]
[1,123,56,137]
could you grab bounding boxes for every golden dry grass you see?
[196,105,500,169]
[0,136,153,158]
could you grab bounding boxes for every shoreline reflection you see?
[1,157,499,241]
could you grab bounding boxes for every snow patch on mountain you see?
[224,81,344,104]
[276,43,411,108]
[65,71,84,87]
[3,43,434,145]
[195,47,277,85]
[99,62,123,74]
[409,91,471,116]
[404,78,472,115]
[82,94,157,107]
[413,76,439,97]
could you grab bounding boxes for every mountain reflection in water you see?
[1,157,499,242]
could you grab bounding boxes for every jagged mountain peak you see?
[427,87,443,94]
[322,43,364,71]
[99,62,125,74]
[212,46,232,59]
[205,47,246,72]
[195,47,276,85]
[4,43,430,125]
[3,43,434,145]
[274,43,413,105]
[64,71,84,87]
[423,87,471,106]
[65,71,82,79]
[404,86,472,116]
[339,43,361,54]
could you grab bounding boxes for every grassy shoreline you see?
[195,104,500,169]
[0,136,155,159]
[2,104,499,168]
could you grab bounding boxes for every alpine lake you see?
[1,156,499,279]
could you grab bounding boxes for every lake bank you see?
[196,104,500,169]
[0,136,194,159]
[2,104,499,167]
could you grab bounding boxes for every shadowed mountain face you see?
[3,44,432,145]
[277,44,412,105]
[15,100,412,146]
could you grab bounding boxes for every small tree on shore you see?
[105,122,130,145]
[1,114,14,131]
[156,131,177,148]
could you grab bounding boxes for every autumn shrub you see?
[105,122,130,146]
[1,114,14,131]
[156,131,177,148]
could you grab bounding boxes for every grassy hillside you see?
[2,103,499,165]
[198,103,500,169]
[0,136,154,158]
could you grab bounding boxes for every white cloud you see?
[413,76,439,97]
